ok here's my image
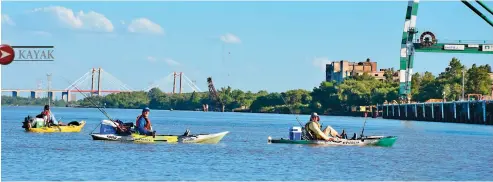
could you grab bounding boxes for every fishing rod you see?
[279,94,304,128]
[69,83,114,122]
[63,78,125,134]
[360,112,368,138]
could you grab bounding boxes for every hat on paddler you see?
[311,112,318,117]
[142,107,150,112]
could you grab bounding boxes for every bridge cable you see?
[104,71,134,91]
[64,70,92,91]
[63,78,125,135]
[182,73,203,92]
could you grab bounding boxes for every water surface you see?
[2,106,493,180]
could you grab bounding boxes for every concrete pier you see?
[47,91,54,101]
[30,91,40,99]
[61,91,72,102]
[378,100,493,125]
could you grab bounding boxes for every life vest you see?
[41,110,51,122]
[135,115,151,130]
[304,121,321,140]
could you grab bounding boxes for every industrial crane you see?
[399,0,493,103]
[207,77,225,112]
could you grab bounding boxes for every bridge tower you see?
[90,68,103,96]
[98,68,102,96]
[145,72,202,94]
[91,68,96,96]
[172,72,183,94]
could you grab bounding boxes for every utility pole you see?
[443,90,446,102]
[47,73,52,106]
[462,70,465,101]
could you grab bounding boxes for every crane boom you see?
[207,77,225,112]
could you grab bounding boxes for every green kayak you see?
[268,135,397,147]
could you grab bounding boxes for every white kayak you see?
[91,131,229,144]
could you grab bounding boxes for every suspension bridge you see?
[1,68,203,102]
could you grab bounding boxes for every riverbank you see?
[4,58,491,120]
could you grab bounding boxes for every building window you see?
[375,74,379,76]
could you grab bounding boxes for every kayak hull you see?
[26,121,86,133]
[91,131,229,144]
[268,136,397,147]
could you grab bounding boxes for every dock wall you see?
[378,101,493,125]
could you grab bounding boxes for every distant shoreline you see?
[2,104,372,118]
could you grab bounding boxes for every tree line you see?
[3,58,491,115]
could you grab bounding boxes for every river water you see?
[2,106,492,181]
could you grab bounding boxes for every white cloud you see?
[128,18,164,35]
[32,6,114,32]
[2,14,15,26]
[164,58,180,66]
[147,56,180,66]
[147,56,157,62]
[31,31,52,37]
[312,57,332,71]
[220,33,241,44]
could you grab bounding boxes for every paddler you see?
[37,105,62,127]
[304,112,341,141]
[135,107,156,137]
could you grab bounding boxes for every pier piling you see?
[380,100,493,125]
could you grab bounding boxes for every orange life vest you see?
[135,115,151,130]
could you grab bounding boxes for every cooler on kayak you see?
[33,118,45,128]
[100,120,117,134]
[289,126,302,140]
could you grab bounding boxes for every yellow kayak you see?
[24,121,86,133]
[130,131,229,144]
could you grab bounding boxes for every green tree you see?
[250,92,284,112]
[282,89,312,105]
[435,57,466,100]
[416,71,439,102]
[148,88,164,109]
[383,69,395,83]
[466,64,492,96]
[411,72,421,100]
[311,81,341,113]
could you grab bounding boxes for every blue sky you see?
[1,1,493,97]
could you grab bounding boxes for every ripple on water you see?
[2,106,493,180]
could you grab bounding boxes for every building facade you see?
[325,58,398,83]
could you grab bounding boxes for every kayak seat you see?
[183,129,191,136]
[123,122,134,128]
[67,121,80,126]
[301,127,314,140]
[340,129,348,139]
[350,133,357,140]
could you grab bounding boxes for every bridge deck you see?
[1,89,133,93]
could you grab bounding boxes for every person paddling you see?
[304,112,341,141]
[37,105,63,127]
[135,107,156,137]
